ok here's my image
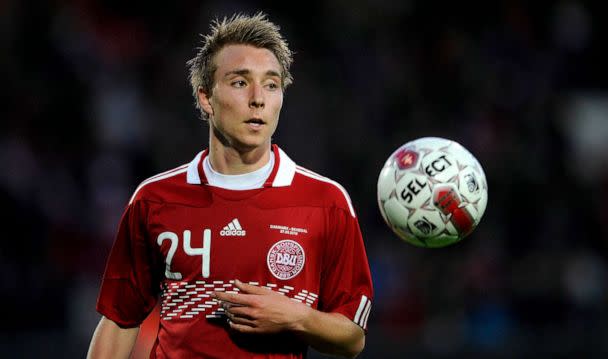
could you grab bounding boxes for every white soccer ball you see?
[377,137,488,247]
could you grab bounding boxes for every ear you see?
[197,86,214,117]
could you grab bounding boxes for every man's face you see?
[198,44,284,152]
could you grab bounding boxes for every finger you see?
[228,320,258,334]
[212,291,254,306]
[211,291,237,302]
[226,312,256,327]
[226,305,255,319]
[233,279,271,294]
[221,301,245,310]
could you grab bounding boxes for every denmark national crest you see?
[267,240,305,280]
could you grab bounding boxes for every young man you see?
[87,13,373,359]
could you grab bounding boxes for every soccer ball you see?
[377,137,488,248]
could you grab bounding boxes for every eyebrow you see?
[224,69,281,78]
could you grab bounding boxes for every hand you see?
[212,279,309,334]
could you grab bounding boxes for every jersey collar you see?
[186,144,296,188]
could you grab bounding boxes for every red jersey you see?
[96,145,373,358]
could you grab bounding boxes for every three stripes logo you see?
[354,295,372,330]
[220,218,246,237]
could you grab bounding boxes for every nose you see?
[249,83,264,109]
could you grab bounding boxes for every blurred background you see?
[2,0,607,358]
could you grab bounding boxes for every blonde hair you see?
[187,12,294,116]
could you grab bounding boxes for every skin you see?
[87,317,138,359]
[198,44,284,175]
[87,44,365,359]
[213,279,365,358]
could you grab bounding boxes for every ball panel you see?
[410,137,453,151]
[449,205,476,237]
[395,172,432,209]
[407,209,445,238]
[458,167,483,203]
[377,165,396,201]
[432,183,462,216]
[393,147,420,170]
[445,221,458,236]
[382,198,410,228]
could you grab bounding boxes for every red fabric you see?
[96,147,373,358]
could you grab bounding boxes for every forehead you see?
[213,44,281,76]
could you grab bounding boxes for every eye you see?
[231,80,247,88]
[265,82,280,90]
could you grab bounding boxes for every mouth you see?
[245,118,266,128]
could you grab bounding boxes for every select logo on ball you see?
[394,149,419,170]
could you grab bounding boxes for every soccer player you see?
[87,12,373,359]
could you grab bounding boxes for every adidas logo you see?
[220,218,246,236]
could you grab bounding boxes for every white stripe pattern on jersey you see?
[295,166,356,218]
[353,295,372,329]
[159,281,319,321]
[129,165,188,204]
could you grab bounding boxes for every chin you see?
[231,138,269,152]
[240,133,271,146]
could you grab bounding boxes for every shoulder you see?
[129,163,190,204]
[292,165,356,218]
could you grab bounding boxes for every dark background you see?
[2,0,607,358]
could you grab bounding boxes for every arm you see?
[87,316,139,359]
[213,280,365,358]
[291,307,364,358]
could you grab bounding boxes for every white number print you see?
[157,230,212,280]
[183,229,211,278]
[157,232,182,280]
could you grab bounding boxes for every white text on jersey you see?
[220,218,246,236]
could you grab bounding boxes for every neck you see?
[208,140,272,175]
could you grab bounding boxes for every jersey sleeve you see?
[96,199,161,328]
[319,204,373,331]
